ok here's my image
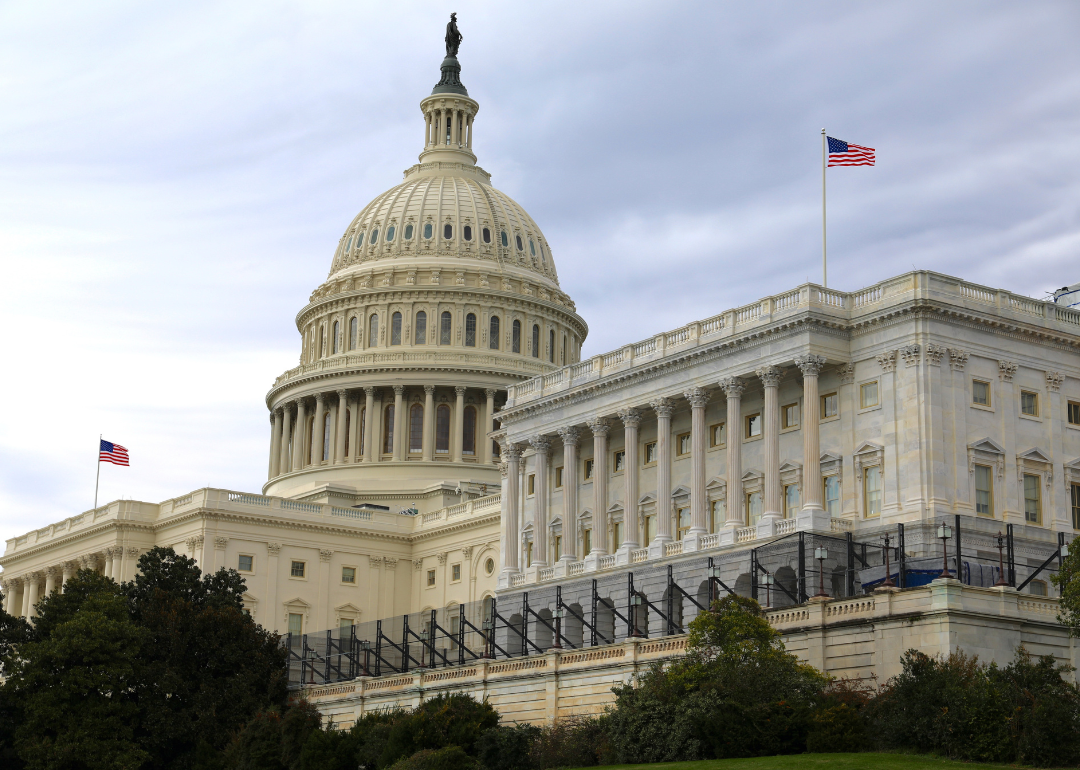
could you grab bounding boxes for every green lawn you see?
[577,755,1038,770]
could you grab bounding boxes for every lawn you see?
[577,755,1036,770]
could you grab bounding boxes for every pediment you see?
[549,516,562,526]
[968,437,1005,455]
[283,597,310,609]
[1064,458,1080,471]
[1017,447,1052,464]
[779,460,803,473]
[520,522,533,533]
[638,492,657,504]
[819,452,841,465]
[706,476,727,490]
[741,468,763,481]
[672,485,691,498]
[335,602,361,614]
[854,441,883,456]
[607,501,624,513]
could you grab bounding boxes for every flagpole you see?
[821,128,827,288]
[94,434,101,511]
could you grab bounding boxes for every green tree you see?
[0,591,32,770]
[1052,541,1080,631]
[379,694,499,768]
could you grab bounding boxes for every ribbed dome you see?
[328,171,560,289]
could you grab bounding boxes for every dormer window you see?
[529,239,536,256]
[501,230,509,247]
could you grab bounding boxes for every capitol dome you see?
[262,43,586,510]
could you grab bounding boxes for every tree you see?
[0,592,32,770]
[1052,542,1080,631]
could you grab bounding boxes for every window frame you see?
[1020,390,1040,418]
[823,474,841,516]
[1023,473,1042,524]
[972,379,992,408]
[427,569,437,588]
[1071,482,1080,530]
[745,413,762,439]
[341,565,357,584]
[863,465,882,518]
[782,402,800,430]
[583,458,594,480]
[643,441,657,466]
[677,432,691,457]
[554,466,564,488]
[974,463,994,517]
[290,560,307,579]
[783,483,800,518]
[821,392,839,420]
[613,450,626,473]
[709,422,726,448]
[238,554,254,573]
[451,563,462,582]
[859,380,880,409]
[527,474,536,497]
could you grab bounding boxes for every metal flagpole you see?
[821,128,827,288]
[94,434,102,511]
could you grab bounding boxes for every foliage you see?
[1053,541,1080,632]
[0,595,31,770]
[528,717,609,770]
[475,723,541,770]
[379,694,500,768]
[388,746,479,770]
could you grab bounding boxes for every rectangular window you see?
[554,466,564,488]
[341,566,356,584]
[1069,401,1080,426]
[290,560,306,578]
[710,422,726,447]
[747,491,763,523]
[427,569,436,587]
[783,484,799,518]
[863,466,882,517]
[824,475,841,516]
[339,618,354,635]
[612,521,623,550]
[613,450,626,472]
[582,528,592,555]
[553,535,562,560]
[528,474,535,496]
[1029,580,1047,597]
[1021,391,1039,417]
[288,613,303,636]
[238,554,254,572]
[644,441,657,465]
[1024,474,1041,524]
[584,458,594,480]
[526,542,533,568]
[974,464,993,516]
[821,393,838,419]
[710,499,726,532]
[745,414,762,438]
[451,564,461,581]
[644,515,657,543]
[1072,484,1080,530]
[782,403,800,429]
[972,379,991,406]
[677,432,691,456]
[860,381,880,409]
[676,508,691,540]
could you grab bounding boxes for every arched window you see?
[306,416,315,465]
[562,334,567,365]
[409,404,423,453]
[368,314,379,347]
[415,311,427,345]
[482,227,491,243]
[463,406,477,456]
[531,324,540,358]
[465,313,476,347]
[529,239,536,256]
[359,406,367,457]
[356,232,364,247]
[512,320,521,353]
[332,321,339,354]
[386,225,395,242]
[489,316,500,350]
[345,235,353,251]
[423,223,433,239]
[404,224,414,240]
[443,223,453,240]
[344,409,351,457]
[436,405,451,454]
[440,311,452,345]
[319,327,325,358]
[500,230,508,247]
[323,412,332,461]
[349,317,357,350]
[516,235,523,251]
[390,312,402,345]
[383,404,395,454]
[538,242,546,264]
[549,329,555,363]
[370,229,379,244]
[463,225,472,241]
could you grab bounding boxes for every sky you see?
[1,0,1079,546]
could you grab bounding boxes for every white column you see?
[392,385,405,461]
[311,393,326,466]
[757,365,783,532]
[483,388,497,464]
[618,409,641,553]
[61,562,75,592]
[269,409,282,479]
[1,580,13,614]
[587,418,610,559]
[424,111,431,147]
[650,397,674,553]
[334,389,348,464]
[348,392,362,463]
[104,549,115,579]
[452,386,466,463]
[499,444,522,585]
[530,436,551,568]
[796,355,828,527]
[44,566,58,596]
[422,385,435,461]
[20,577,32,618]
[292,398,308,470]
[362,387,376,462]
[279,405,293,475]
[559,427,580,562]
[720,378,745,529]
[25,573,40,619]
[685,388,710,540]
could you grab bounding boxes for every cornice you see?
[0,521,156,568]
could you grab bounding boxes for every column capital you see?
[267,542,282,556]
[336,388,348,398]
[269,412,276,424]
[44,565,60,578]
[214,536,228,551]
[558,426,581,446]
[484,388,498,398]
[586,416,611,436]
[650,397,674,418]
[455,385,467,396]
[294,397,307,409]
[839,362,856,384]
[1047,371,1065,392]
[755,365,782,387]
[719,377,745,397]
[424,384,436,395]
[795,354,827,377]
[393,384,405,396]
[529,435,551,455]
[314,391,326,404]
[319,549,334,563]
[617,407,642,428]
[364,386,376,397]
[683,387,709,408]
[501,441,523,461]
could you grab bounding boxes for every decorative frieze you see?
[267,542,282,556]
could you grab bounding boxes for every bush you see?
[379,694,500,769]
[475,723,540,770]
[529,717,608,769]
[389,746,478,770]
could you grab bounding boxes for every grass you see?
[575,755,1038,770]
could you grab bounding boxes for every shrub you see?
[379,694,499,768]
[389,746,478,770]
[476,723,540,770]
[529,717,607,769]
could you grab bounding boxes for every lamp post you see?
[937,521,954,579]
[359,639,371,676]
[762,573,775,607]
[418,629,429,667]
[552,607,565,649]
[881,532,895,588]
[629,593,645,638]
[708,565,722,608]
[482,618,494,659]
[814,547,829,598]
[994,531,1008,587]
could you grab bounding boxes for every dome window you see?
[531,324,540,358]
[440,311,452,344]
[538,242,546,264]
[390,312,402,346]
[465,313,476,347]
[415,311,427,344]
[529,239,536,256]
[386,226,395,242]
[512,320,521,353]
[500,230,509,247]
[423,223,433,239]
[463,225,472,241]
[515,235,523,251]
[370,229,379,244]
[345,236,353,251]
[444,224,453,240]
[489,316,500,350]
[404,224,414,240]
[356,232,364,247]
[482,227,491,243]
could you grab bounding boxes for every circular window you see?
[485,558,495,575]
[482,227,491,243]
[463,225,472,241]
[500,230,509,247]
[515,235,523,251]
[386,226,395,242]
[444,223,453,240]
[369,229,379,244]
[404,224,414,240]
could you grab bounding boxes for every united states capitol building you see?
[4,30,1080,726]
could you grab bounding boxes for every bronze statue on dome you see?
[445,13,462,57]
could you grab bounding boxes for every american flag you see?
[99,440,130,466]
[827,137,875,167]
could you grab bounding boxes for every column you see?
[587,417,610,559]
[292,399,308,470]
[362,387,376,462]
[327,400,338,463]
[348,392,362,463]
[451,109,459,145]
[392,385,405,461]
[265,543,281,632]
[25,573,40,619]
[424,111,431,147]
[467,113,473,149]
[1,580,13,614]
[334,390,348,464]
[113,549,125,581]
[757,365,783,531]
[558,427,580,562]
[452,386,466,463]
[685,388,710,540]
[483,388,497,464]
[618,409,641,553]
[796,355,828,527]
[530,436,551,568]
[61,562,75,592]
[720,378,745,529]
[104,549,115,579]
[269,409,282,479]
[499,445,522,585]
[278,406,293,476]
[650,398,674,553]
[312,393,327,466]
[44,566,57,596]
[440,108,447,144]
[20,577,32,618]
[423,385,435,461]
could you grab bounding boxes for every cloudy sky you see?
[1,1,1078,545]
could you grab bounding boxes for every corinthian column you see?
[499,444,522,587]
[25,574,40,619]
[392,385,405,461]
[334,390,348,464]
[720,378,745,530]
[618,409,641,556]
[796,354,828,528]
[586,417,610,563]
[558,427,581,563]
[452,386,466,463]
[1,580,13,614]
[348,391,362,463]
[278,405,293,476]
[684,388,710,546]
[362,387,375,462]
[530,436,551,568]
[422,385,435,461]
[269,409,282,479]
[311,393,327,465]
[483,389,497,464]
[44,566,58,596]
[757,365,783,533]
[292,399,308,470]
[649,398,674,556]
